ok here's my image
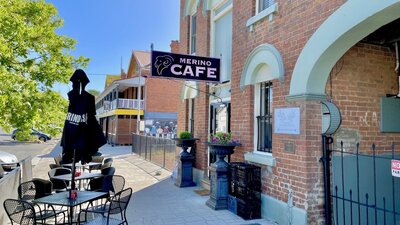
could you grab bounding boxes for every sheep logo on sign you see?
[154,55,174,75]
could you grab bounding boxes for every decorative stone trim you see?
[244,152,276,167]
[246,3,278,29]
[285,93,327,102]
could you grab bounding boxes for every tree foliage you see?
[87,89,100,97]
[0,0,89,140]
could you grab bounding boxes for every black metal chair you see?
[48,167,71,192]
[100,158,113,170]
[87,175,125,195]
[17,180,66,223]
[101,166,115,176]
[18,180,36,201]
[89,156,104,172]
[4,198,65,225]
[78,188,133,225]
[53,156,62,166]
[49,163,61,169]
[32,178,53,198]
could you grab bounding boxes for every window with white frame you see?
[212,0,232,82]
[255,81,273,153]
[257,0,275,13]
[190,14,197,54]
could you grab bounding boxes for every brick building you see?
[176,0,400,224]
[96,50,181,145]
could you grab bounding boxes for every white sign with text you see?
[392,160,400,177]
[274,107,300,135]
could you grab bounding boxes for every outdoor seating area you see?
[3,155,133,225]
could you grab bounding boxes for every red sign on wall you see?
[391,160,400,177]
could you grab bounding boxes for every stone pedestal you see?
[206,154,230,210]
[174,143,196,187]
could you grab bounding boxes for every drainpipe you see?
[395,42,400,97]
[137,68,142,135]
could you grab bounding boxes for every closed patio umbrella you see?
[60,69,107,193]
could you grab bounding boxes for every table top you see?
[33,191,108,207]
[61,162,102,167]
[53,172,103,181]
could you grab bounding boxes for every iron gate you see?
[322,135,400,225]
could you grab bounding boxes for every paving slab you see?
[30,143,276,225]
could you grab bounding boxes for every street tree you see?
[0,0,89,140]
[87,89,100,97]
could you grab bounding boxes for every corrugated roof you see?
[133,50,150,68]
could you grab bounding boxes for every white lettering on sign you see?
[179,58,212,66]
[66,112,88,125]
[391,159,400,177]
[207,68,217,79]
[170,64,217,78]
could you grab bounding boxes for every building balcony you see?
[96,98,144,118]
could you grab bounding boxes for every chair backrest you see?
[108,188,132,215]
[48,167,71,177]
[32,178,52,198]
[54,156,62,165]
[48,167,71,190]
[87,177,104,192]
[49,164,61,169]
[102,175,125,194]
[4,199,36,225]
[101,166,115,176]
[101,158,113,170]
[92,156,104,163]
[18,181,36,201]
[103,158,113,164]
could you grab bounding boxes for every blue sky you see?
[47,0,180,98]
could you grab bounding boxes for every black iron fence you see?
[327,141,400,225]
[132,134,177,172]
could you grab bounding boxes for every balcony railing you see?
[113,98,144,110]
[96,98,144,115]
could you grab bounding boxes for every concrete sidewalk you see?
[32,144,276,225]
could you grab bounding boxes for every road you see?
[0,128,59,161]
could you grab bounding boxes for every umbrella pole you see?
[70,149,76,197]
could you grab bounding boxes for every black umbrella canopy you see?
[61,69,106,164]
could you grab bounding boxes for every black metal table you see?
[53,172,103,190]
[33,191,108,224]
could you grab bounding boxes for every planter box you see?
[237,198,261,220]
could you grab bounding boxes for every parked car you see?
[11,128,51,142]
[0,151,18,173]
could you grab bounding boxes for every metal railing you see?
[132,134,176,172]
[326,142,400,225]
[96,99,144,115]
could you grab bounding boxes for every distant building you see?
[95,50,181,145]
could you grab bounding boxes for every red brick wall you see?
[175,1,400,224]
[331,43,399,151]
[116,117,137,145]
[145,78,181,113]
[230,1,346,224]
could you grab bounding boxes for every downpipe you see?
[321,135,333,225]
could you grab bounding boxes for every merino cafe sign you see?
[151,50,220,83]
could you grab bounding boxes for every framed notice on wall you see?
[274,107,300,135]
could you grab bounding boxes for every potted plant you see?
[205,132,241,210]
[205,132,241,156]
[173,131,199,149]
[173,131,199,187]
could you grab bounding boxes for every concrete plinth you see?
[206,154,229,210]
[175,149,196,187]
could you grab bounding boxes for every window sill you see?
[244,152,276,167]
[246,3,278,28]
